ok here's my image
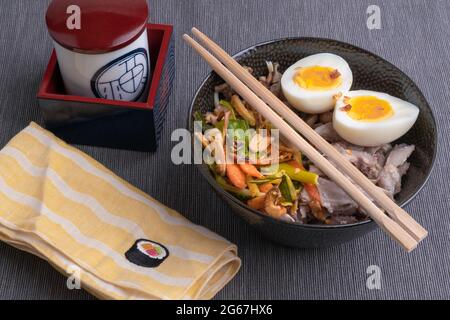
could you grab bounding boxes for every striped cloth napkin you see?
[0,122,241,299]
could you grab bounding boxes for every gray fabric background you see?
[0,0,449,300]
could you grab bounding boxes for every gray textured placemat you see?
[0,0,449,300]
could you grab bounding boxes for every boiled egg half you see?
[333,90,419,146]
[281,53,353,113]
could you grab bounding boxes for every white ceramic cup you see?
[54,29,150,102]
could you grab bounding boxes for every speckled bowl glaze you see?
[188,37,437,248]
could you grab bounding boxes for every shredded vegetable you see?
[196,60,409,226]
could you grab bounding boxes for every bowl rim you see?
[187,36,438,230]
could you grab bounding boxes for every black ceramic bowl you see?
[188,38,437,248]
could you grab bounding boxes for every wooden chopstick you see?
[190,27,428,243]
[183,33,419,252]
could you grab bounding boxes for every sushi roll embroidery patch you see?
[125,239,169,268]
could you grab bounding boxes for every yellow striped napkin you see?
[0,122,241,300]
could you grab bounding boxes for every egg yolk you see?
[346,96,394,122]
[293,66,342,91]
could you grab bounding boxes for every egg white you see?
[281,53,353,114]
[333,90,420,147]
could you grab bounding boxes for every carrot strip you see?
[247,195,266,210]
[289,159,327,221]
[226,164,247,189]
[238,163,263,178]
[304,183,321,203]
[259,182,273,193]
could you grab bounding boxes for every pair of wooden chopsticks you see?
[184,28,427,252]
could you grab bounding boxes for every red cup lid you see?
[46,0,149,54]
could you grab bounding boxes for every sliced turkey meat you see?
[385,144,415,167]
[377,144,414,197]
[314,123,341,143]
[332,142,381,179]
[377,164,402,197]
[316,177,358,215]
